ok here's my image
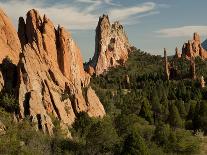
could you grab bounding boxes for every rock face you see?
[182,33,207,59]
[16,9,105,135]
[0,9,21,64]
[174,47,181,58]
[85,15,132,75]
[164,48,170,80]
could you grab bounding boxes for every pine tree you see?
[169,104,183,128]
[121,130,149,155]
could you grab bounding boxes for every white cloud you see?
[156,26,207,37]
[109,2,156,21]
[0,0,159,30]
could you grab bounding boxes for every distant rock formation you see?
[85,15,132,75]
[164,48,170,80]
[0,9,105,136]
[174,47,181,58]
[182,33,207,59]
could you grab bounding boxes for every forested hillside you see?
[2,49,207,154]
[90,49,207,154]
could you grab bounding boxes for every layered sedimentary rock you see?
[0,9,21,64]
[85,15,132,75]
[17,9,105,135]
[182,33,207,59]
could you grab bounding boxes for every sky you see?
[0,0,207,62]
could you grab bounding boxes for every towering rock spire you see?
[85,14,132,75]
[164,48,170,80]
[175,47,181,58]
[182,32,207,59]
[16,9,105,136]
[190,57,196,80]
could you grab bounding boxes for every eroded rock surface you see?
[0,9,21,64]
[182,33,207,59]
[85,15,132,75]
[16,9,105,135]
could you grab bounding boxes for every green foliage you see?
[1,49,207,154]
[91,50,205,154]
[168,103,183,128]
[85,117,121,154]
[121,129,150,155]
[0,93,18,112]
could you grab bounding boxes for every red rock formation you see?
[17,9,105,136]
[182,33,207,59]
[174,47,181,58]
[164,48,170,80]
[0,9,21,64]
[85,15,132,75]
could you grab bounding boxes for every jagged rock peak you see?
[17,9,105,136]
[0,8,21,64]
[85,14,132,75]
[182,32,207,59]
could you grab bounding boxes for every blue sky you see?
[0,0,207,61]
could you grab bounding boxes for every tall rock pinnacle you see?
[85,15,133,75]
[16,9,105,136]
[182,32,207,59]
[164,48,170,80]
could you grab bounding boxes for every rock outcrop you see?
[0,9,21,92]
[182,33,207,59]
[13,9,105,135]
[85,15,132,75]
[174,47,181,58]
[164,48,170,80]
[0,8,106,136]
[0,9,21,64]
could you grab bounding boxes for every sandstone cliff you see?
[182,33,207,59]
[0,9,105,136]
[17,9,105,135]
[0,9,21,64]
[85,15,132,75]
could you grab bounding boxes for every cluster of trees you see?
[1,50,207,154]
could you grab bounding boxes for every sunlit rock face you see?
[0,9,21,64]
[85,15,133,75]
[182,33,207,59]
[0,9,105,136]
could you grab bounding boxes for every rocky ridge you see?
[0,9,105,136]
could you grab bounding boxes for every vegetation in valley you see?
[1,49,207,154]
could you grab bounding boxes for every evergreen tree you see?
[168,104,183,128]
[139,98,153,123]
[121,130,149,155]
